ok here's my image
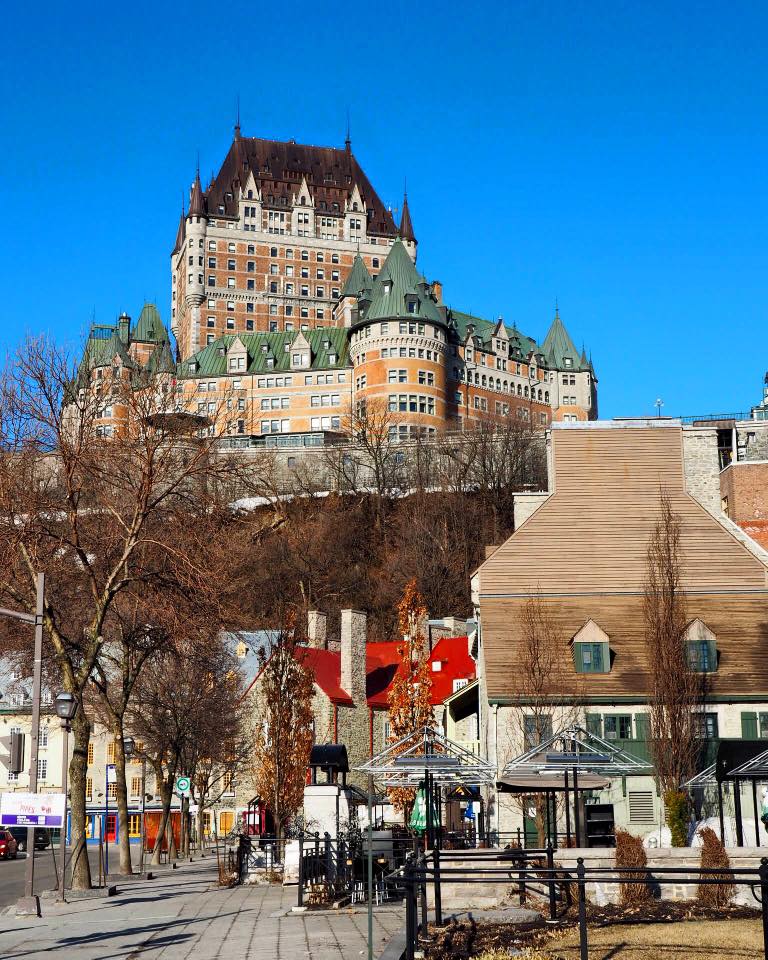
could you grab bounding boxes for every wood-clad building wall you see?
[477,424,768,703]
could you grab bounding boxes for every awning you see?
[497,773,610,793]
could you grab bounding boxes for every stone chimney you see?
[340,609,367,705]
[431,280,443,303]
[307,610,327,649]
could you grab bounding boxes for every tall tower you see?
[170,127,407,363]
[348,239,447,439]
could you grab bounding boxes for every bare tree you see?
[0,336,246,888]
[644,491,698,846]
[501,594,581,844]
[252,612,314,840]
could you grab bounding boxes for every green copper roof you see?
[179,327,350,378]
[449,310,541,360]
[541,309,588,371]
[356,239,443,325]
[146,339,176,375]
[341,254,372,298]
[131,303,168,343]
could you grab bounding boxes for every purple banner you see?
[1,814,62,827]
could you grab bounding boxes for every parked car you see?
[8,826,50,852]
[0,830,18,859]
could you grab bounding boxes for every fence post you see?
[404,860,415,960]
[324,832,332,881]
[546,843,557,921]
[760,857,768,960]
[433,846,443,926]
[298,835,304,908]
[518,852,526,905]
[419,854,429,939]
[576,857,588,960]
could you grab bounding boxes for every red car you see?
[0,830,18,859]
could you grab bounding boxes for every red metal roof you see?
[295,636,475,708]
[426,636,476,704]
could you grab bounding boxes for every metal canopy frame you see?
[356,726,496,786]
[502,724,653,779]
[683,763,718,788]
[728,748,768,780]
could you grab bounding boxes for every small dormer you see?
[227,336,249,374]
[290,331,312,369]
[293,176,314,208]
[346,182,366,215]
[571,620,610,674]
[684,619,718,673]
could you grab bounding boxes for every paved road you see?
[0,859,405,959]
[0,844,142,909]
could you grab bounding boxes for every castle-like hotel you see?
[79,126,597,443]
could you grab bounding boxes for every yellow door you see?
[219,811,234,835]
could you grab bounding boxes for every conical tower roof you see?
[341,253,372,298]
[399,193,416,242]
[172,208,186,254]
[188,171,206,218]
[541,306,586,371]
[132,304,168,343]
[146,338,176,375]
[358,239,442,325]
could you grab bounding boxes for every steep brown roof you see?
[204,134,398,238]
[188,172,205,218]
[172,208,186,254]
[399,192,416,242]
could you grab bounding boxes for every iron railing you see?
[401,846,768,960]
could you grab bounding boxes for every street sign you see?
[175,776,191,797]
[0,792,66,828]
[106,764,117,784]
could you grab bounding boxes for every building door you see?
[219,811,235,836]
[105,814,117,842]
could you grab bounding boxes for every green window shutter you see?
[600,641,610,673]
[573,643,584,673]
[586,713,602,736]
[707,639,718,673]
[635,713,650,741]
[742,712,758,740]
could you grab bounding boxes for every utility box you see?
[9,731,25,774]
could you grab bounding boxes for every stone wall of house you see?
[682,426,721,514]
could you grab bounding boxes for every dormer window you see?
[564,357,572,368]
[261,344,268,353]
[218,205,225,215]
[247,189,253,199]
[383,281,391,295]
[188,360,198,373]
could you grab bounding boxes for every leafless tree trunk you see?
[644,492,698,844]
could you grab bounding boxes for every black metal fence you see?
[297,832,421,907]
[401,847,768,960]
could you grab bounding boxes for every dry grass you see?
[550,918,761,959]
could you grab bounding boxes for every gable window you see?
[685,620,717,673]
[574,641,607,673]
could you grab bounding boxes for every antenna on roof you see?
[345,108,351,153]
[555,297,560,319]
[196,151,200,178]
[235,94,241,139]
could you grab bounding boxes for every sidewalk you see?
[0,860,405,960]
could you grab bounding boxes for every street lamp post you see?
[55,692,78,901]
[0,571,46,918]
[123,736,137,875]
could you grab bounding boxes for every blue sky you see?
[2,1,766,418]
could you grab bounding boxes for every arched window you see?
[524,386,529,397]
[538,389,542,401]
[481,375,487,387]
[545,391,549,402]
[247,189,253,199]
[517,384,522,396]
